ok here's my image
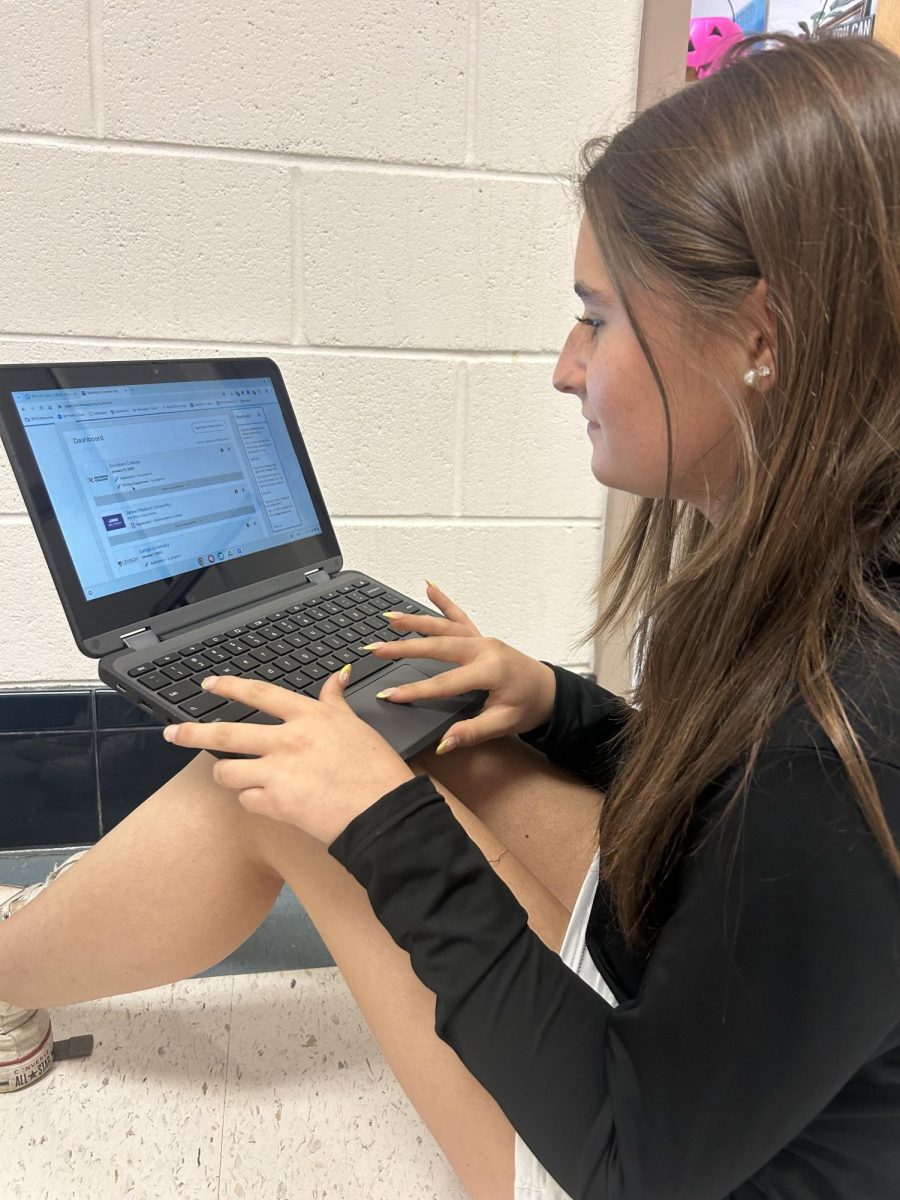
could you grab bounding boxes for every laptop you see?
[0,357,487,762]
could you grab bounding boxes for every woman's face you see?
[553,214,772,527]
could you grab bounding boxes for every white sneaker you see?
[0,849,91,1094]
[0,849,90,923]
[0,1001,53,1093]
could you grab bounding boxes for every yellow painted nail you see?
[425,578,438,590]
[382,611,403,619]
[435,736,457,755]
[362,642,384,651]
[339,664,352,682]
[375,688,398,699]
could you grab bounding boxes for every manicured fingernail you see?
[381,611,402,620]
[435,736,457,755]
[376,688,398,699]
[201,676,218,689]
[339,664,352,682]
[163,725,177,741]
[425,579,438,590]
[362,642,384,651]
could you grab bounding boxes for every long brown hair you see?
[567,32,900,956]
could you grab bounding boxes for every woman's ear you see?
[745,278,777,377]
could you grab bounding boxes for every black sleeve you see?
[328,750,900,1200]
[516,661,636,793]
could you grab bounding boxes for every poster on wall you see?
[687,1,880,82]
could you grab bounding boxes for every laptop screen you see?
[0,357,342,655]
[11,376,323,601]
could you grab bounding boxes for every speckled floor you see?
[1,853,469,1199]
[5,968,469,1200]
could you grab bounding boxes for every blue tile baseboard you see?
[0,685,196,851]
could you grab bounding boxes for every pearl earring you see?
[742,364,772,388]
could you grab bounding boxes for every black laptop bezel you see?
[0,356,342,657]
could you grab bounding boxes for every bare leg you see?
[0,740,598,1200]
[0,750,285,1010]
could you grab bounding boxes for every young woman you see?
[2,31,898,1200]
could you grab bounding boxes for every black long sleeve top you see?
[328,626,900,1198]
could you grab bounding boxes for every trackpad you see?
[346,664,482,754]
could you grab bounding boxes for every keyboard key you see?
[283,669,315,689]
[182,655,212,672]
[162,662,192,681]
[179,692,229,718]
[200,700,257,722]
[274,655,301,672]
[159,679,202,703]
[152,653,181,668]
[284,646,314,665]
[340,651,389,687]
[127,662,156,677]
[202,633,228,647]
[138,671,171,692]
[204,648,230,664]
[249,646,276,663]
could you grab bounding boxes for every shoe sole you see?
[0,1015,55,1094]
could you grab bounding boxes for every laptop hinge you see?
[121,627,161,651]
[304,567,333,586]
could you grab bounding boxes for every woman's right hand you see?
[368,581,558,751]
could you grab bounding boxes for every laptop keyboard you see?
[124,578,424,725]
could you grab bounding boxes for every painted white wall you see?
[0,1,646,690]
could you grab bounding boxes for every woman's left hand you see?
[162,668,418,846]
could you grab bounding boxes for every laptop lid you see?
[0,357,344,659]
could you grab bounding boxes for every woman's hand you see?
[162,667,418,846]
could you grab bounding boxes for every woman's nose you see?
[552,339,585,396]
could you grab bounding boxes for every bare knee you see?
[409,736,548,813]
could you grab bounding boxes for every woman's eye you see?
[574,314,604,336]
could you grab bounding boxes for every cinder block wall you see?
[0,1,643,691]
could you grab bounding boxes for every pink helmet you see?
[687,17,746,79]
